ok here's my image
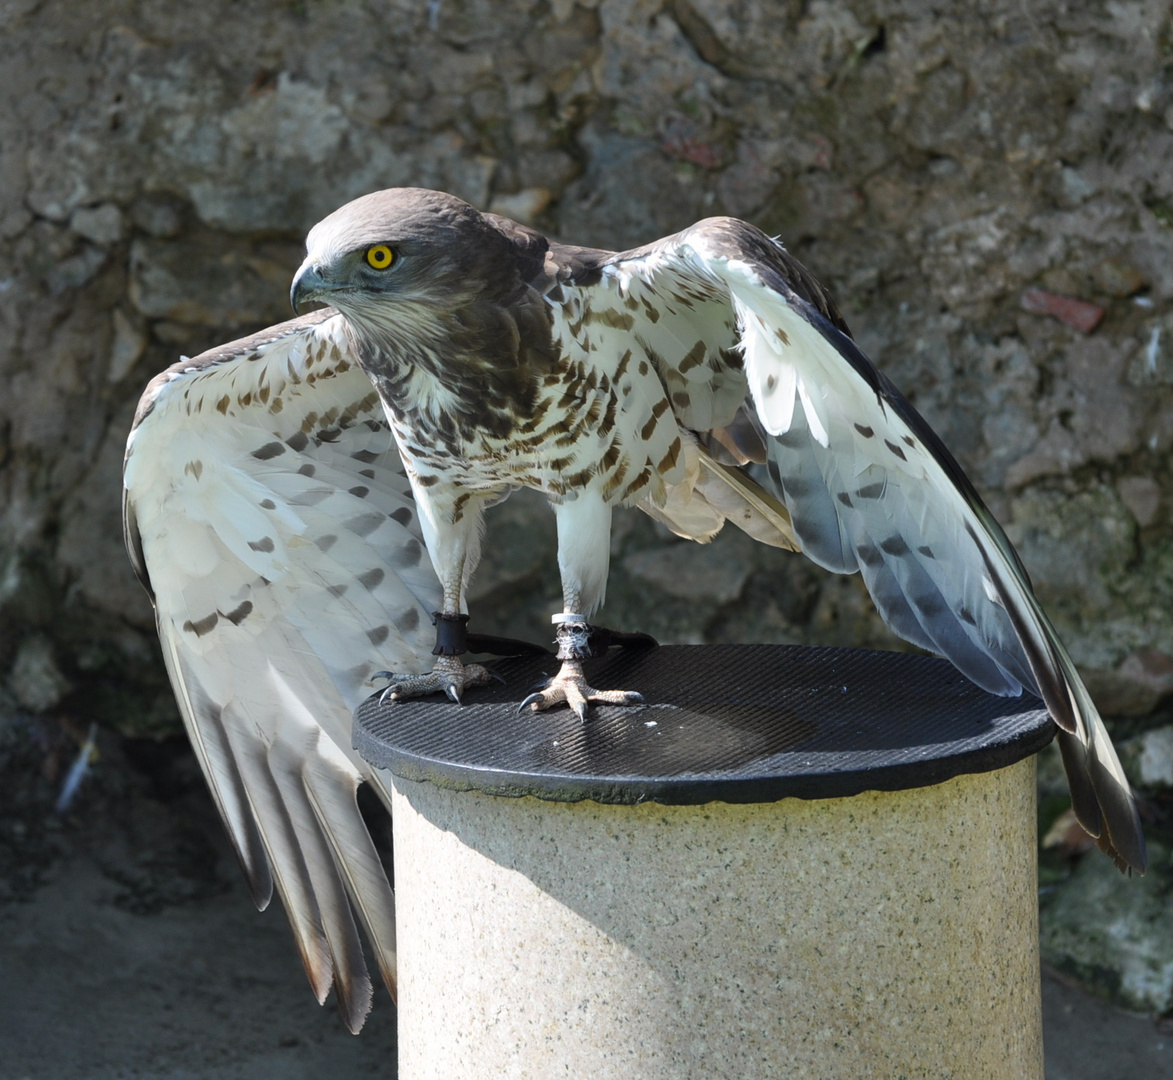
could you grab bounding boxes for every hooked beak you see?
[290,260,334,315]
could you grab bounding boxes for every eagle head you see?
[290,188,521,342]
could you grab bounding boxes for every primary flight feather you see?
[124,187,1145,1029]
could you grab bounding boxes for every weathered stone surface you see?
[623,537,753,605]
[1121,725,1173,791]
[9,635,71,713]
[1041,839,1173,1014]
[1,2,1169,673]
[0,0,1168,721]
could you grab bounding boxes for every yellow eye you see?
[365,245,395,270]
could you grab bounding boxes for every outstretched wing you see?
[123,309,441,1030]
[556,217,1145,873]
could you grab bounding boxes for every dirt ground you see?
[0,741,1167,1080]
[0,741,402,1080]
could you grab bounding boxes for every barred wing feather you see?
[594,220,1145,874]
[123,310,440,1030]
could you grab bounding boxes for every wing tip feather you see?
[1057,729,1147,875]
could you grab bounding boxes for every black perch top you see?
[354,644,1054,805]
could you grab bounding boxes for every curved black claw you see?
[518,689,548,714]
[373,670,411,705]
[517,674,556,713]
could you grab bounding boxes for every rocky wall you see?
[1,0,1172,1010]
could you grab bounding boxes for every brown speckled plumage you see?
[289,189,1146,883]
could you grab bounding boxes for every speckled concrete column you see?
[391,758,1042,1080]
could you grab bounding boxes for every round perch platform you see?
[355,643,1052,1080]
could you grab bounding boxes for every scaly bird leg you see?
[519,613,645,722]
[522,491,649,719]
[377,496,494,704]
[376,611,495,704]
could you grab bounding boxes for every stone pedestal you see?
[356,644,1051,1079]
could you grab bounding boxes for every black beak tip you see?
[289,264,321,316]
[289,271,309,317]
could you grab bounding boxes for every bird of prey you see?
[124,187,1145,1030]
